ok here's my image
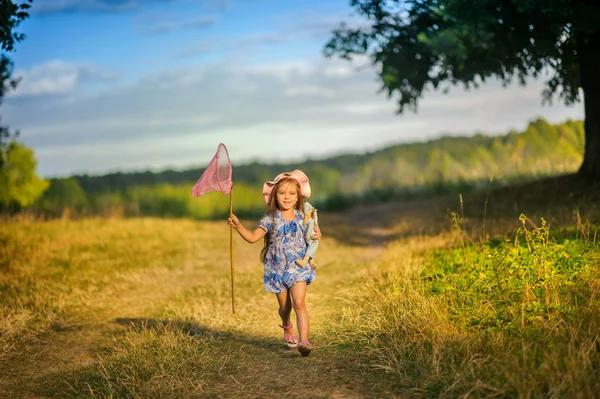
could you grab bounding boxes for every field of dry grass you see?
[1,174,600,398]
[0,210,398,397]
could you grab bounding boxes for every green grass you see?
[331,215,600,397]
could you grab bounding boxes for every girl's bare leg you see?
[290,282,309,341]
[275,290,296,339]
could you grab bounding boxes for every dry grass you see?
[0,214,389,398]
[2,175,600,397]
[0,217,209,358]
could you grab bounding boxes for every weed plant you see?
[334,215,600,397]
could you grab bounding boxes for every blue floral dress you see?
[259,209,316,293]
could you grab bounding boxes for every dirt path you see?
[0,205,432,398]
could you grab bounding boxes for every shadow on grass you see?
[323,173,600,246]
[113,317,289,353]
[320,195,454,247]
[458,173,600,236]
[24,317,306,398]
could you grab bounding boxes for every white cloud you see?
[177,32,292,59]
[141,15,219,34]
[283,85,335,98]
[32,0,143,14]
[175,11,365,60]
[2,56,585,177]
[10,60,119,97]
[32,0,213,15]
[324,65,353,78]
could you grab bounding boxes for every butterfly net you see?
[192,143,232,196]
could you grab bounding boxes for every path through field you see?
[0,198,451,398]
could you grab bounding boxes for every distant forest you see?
[36,118,584,219]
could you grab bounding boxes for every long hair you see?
[260,177,305,263]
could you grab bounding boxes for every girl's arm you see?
[228,213,267,243]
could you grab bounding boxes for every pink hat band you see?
[263,169,311,204]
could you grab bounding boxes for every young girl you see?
[227,170,321,357]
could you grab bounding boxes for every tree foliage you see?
[0,1,48,211]
[0,141,49,208]
[324,0,599,112]
[0,0,31,148]
[36,177,87,215]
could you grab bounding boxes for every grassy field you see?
[1,174,600,398]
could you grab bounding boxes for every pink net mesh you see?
[192,143,232,196]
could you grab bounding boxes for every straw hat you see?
[263,169,311,204]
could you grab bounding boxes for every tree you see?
[0,0,31,149]
[324,0,600,178]
[38,177,88,214]
[0,1,48,211]
[0,141,49,209]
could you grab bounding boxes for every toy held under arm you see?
[296,202,319,270]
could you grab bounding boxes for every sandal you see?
[297,340,314,357]
[279,324,298,348]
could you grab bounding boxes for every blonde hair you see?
[260,177,305,263]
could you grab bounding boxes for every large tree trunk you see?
[577,21,600,179]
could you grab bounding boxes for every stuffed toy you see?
[295,202,319,270]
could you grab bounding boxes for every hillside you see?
[34,118,585,219]
[71,118,583,196]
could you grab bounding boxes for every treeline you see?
[14,118,586,219]
[34,181,267,220]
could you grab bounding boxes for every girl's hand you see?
[228,213,241,229]
[312,226,322,240]
[227,214,266,244]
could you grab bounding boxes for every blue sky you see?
[2,0,584,178]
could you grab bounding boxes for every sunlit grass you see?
[2,198,600,397]
[331,216,600,397]
[0,217,210,358]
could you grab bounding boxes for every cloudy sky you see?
[2,0,584,178]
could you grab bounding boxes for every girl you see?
[227,170,321,357]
